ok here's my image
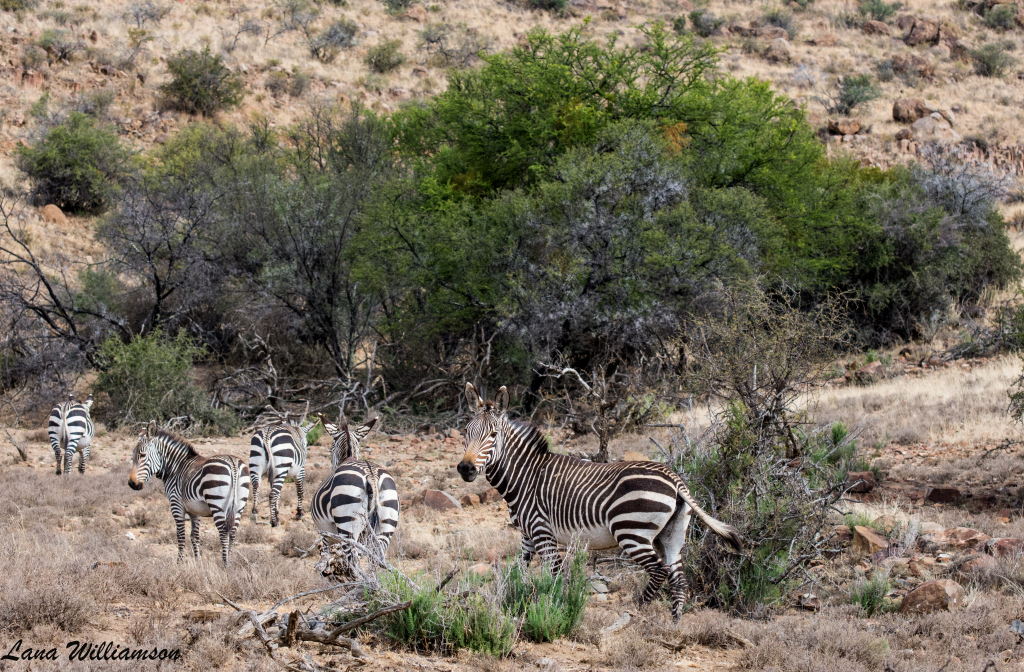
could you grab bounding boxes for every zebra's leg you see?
[63,440,78,477]
[615,530,670,608]
[294,468,305,520]
[189,515,201,559]
[531,530,564,571]
[269,469,285,527]
[173,513,187,563]
[520,535,536,565]
[658,503,694,620]
[249,469,261,521]
[50,435,62,475]
[78,442,90,474]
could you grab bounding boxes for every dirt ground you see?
[3,357,1024,671]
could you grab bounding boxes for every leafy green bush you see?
[365,39,404,73]
[310,19,358,62]
[1,0,38,10]
[502,552,588,642]
[830,74,879,114]
[858,0,901,21]
[305,421,324,446]
[851,571,894,616]
[371,571,516,655]
[689,9,724,37]
[380,0,414,12]
[984,4,1018,30]
[525,0,566,11]
[16,112,131,214]
[95,330,238,433]
[160,47,244,115]
[971,41,1017,77]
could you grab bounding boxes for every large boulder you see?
[900,579,965,614]
[925,485,963,504]
[846,471,877,494]
[893,98,932,123]
[986,537,1024,558]
[920,526,991,552]
[904,17,940,46]
[827,118,864,136]
[862,20,891,35]
[422,489,461,511]
[853,525,889,555]
[764,37,792,63]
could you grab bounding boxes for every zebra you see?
[128,427,249,565]
[47,393,95,476]
[456,383,742,619]
[249,418,318,527]
[311,417,400,574]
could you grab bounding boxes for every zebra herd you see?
[46,384,741,619]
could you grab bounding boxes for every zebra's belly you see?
[184,500,212,517]
[552,524,617,550]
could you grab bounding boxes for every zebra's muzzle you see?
[457,460,478,482]
[128,479,143,490]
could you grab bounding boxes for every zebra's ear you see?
[465,382,483,409]
[324,423,339,437]
[495,386,509,414]
[353,417,378,441]
[83,394,94,410]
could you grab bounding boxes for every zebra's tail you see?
[676,483,743,553]
[225,461,242,534]
[366,463,381,533]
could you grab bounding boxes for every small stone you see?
[862,20,891,35]
[986,537,1024,558]
[480,487,500,504]
[846,471,877,493]
[460,493,481,507]
[422,489,461,511]
[827,118,863,136]
[186,609,226,623]
[601,613,631,633]
[125,532,136,541]
[853,525,889,555]
[900,579,965,614]
[925,487,962,504]
[40,204,68,226]
[590,580,609,594]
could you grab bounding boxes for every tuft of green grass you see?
[851,571,894,616]
[502,551,589,642]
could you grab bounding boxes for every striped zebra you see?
[457,383,742,619]
[128,427,249,565]
[47,393,95,476]
[248,419,317,527]
[311,417,400,573]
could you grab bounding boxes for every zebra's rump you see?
[189,456,249,521]
[312,460,399,536]
[47,403,94,446]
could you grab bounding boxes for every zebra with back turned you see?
[249,418,318,526]
[129,427,249,565]
[456,383,742,619]
[311,417,400,573]
[48,393,95,476]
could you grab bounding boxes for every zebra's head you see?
[129,426,162,490]
[324,417,378,470]
[82,393,93,412]
[458,382,508,482]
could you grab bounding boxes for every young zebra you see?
[128,427,249,565]
[456,383,742,620]
[47,393,95,476]
[248,418,317,527]
[311,417,400,572]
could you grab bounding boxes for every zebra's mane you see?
[152,429,198,456]
[508,418,551,454]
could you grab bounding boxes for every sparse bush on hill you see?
[826,73,880,115]
[380,0,414,13]
[419,22,488,68]
[36,28,83,63]
[160,47,244,115]
[309,18,358,62]
[95,329,238,433]
[764,10,798,39]
[525,0,567,12]
[689,9,725,37]
[365,39,405,73]
[858,0,902,22]
[971,41,1017,77]
[983,3,1018,30]
[1,0,38,11]
[16,112,131,214]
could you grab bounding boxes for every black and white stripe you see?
[457,383,742,619]
[249,420,316,527]
[47,393,95,476]
[129,428,249,565]
[311,418,400,572]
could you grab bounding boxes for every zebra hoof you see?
[270,520,279,528]
[294,511,303,520]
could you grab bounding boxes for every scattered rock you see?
[958,553,997,575]
[900,579,965,614]
[846,471,877,493]
[422,489,461,511]
[986,537,1024,558]
[908,556,935,579]
[590,579,610,594]
[853,525,890,555]
[403,4,428,21]
[893,98,932,123]
[460,493,481,507]
[764,37,792,63]
[854,359,883,381]
[479,487,501,504]
[467,562,492,577]
[921,526,990,551]
[807,33,838,47]
[125,532,136,541]
[925,486,962,504]
[40,204,67,226]
[895,128,914,141]
[797,593,821,610]
[904,17,940,46]
[889,53,935,80]
[757,25,790,40]
[601,613,631,634]
[827,118,863,136]
[186,609,226,623]
[833,524,854,545]
[862,20,891,35]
